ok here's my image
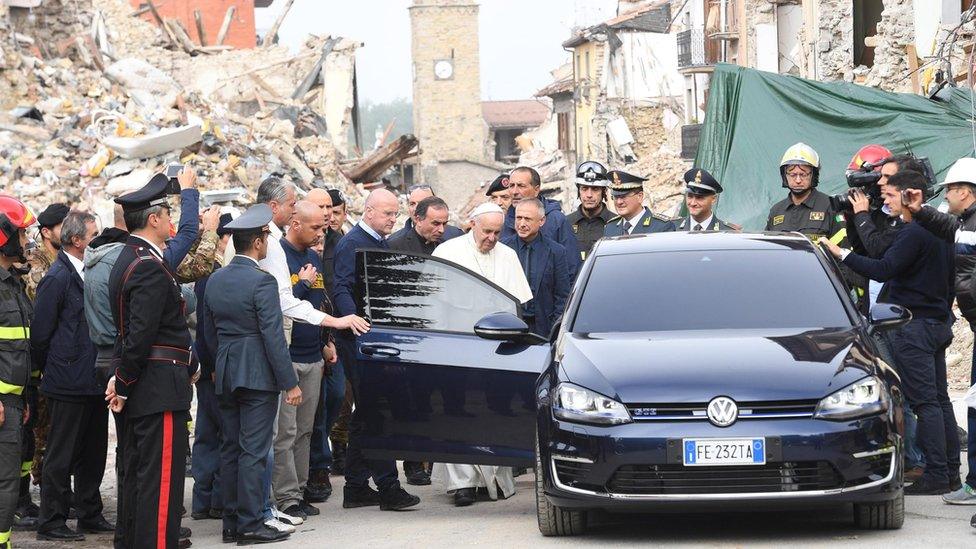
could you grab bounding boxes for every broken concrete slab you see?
[104,57,181,117]
[101,123,201,159]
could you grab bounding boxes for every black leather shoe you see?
[78,515,115,533]
[179,538,193,549]
[180,526,192,538]
[379,486,421,511]
[236,525,289,545]
[304,484,330,503]
[280,505,308,520]
[223,529,238,543]
[12,512,37,531]
[211,508,224,519]
[191,511,212,520]
[298,500,320,516]
[905,476,951,495]
[454,488,476,507]
[343,485,380,508]
[404,463,431,486]
[36,525,85,541]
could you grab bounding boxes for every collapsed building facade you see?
[546,0,973,216]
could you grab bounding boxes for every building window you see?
[585,51,591,77]
[557,112,570,151]
[853,0,884,67]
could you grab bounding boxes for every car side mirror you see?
[474,312,530,341]
[868,303,912,333]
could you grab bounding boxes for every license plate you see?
[683,438,765,466]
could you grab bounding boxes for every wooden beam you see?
[193,10,207,47]
[263,0,296,48]
[167,18,198,54]
[906,44,920,95]
[216,5,236,46]
[290,37,336,99]
[144,0,165,27]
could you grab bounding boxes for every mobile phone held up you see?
[165,164,183,195]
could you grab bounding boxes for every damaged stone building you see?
[548,0,973,214]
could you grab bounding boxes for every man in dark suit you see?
[502,167,580,272]
[388,196,458,256]
[603,170,676,237]
[32,211,112,541]
[201,204,300,545]
[105,177,198,549]
[389,185,463,242]
[672,169,737,232]
[501,199,573,337]
[333,188,420,511]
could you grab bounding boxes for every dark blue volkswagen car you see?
[352,232,907,536]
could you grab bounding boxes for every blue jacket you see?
[333,223,387,318]
[202,256,298,395]
[501,234,573,337]
[31,250,100,397]
[83,189,199,347]
[193,267,217,378]
[503,197,581,276]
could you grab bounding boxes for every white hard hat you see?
[938,157,976,187]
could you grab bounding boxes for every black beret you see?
[216,213,234,236]
[37,203,69,228]
[327,188,345,206]
[683,168,723,195]
[485,173,512,196]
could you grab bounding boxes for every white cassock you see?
[429,232,532,499]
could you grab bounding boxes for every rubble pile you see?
[0,0,366,223]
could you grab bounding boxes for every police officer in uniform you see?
[105,176,197,549]
[566,161,614,260]
[201,204,299,545]
[484,174,514,214]
[673,169,736,231]
[765,143,846,242]
[603,170,675,236]
[0,196,36,549]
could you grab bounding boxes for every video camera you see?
[828,155,937,211]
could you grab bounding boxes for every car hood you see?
[556,327,874,404]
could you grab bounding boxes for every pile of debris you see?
[0,0,380,224]
[619,104,686,217]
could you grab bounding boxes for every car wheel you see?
[853,491,904,530]
[535,437,586,536]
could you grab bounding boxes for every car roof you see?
[592,231,818,256]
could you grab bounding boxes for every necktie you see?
[693,223,702,232]
[622,220,632,234]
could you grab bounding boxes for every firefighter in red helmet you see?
[0,196,37,548]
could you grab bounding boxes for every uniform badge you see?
[572,223,578,234]
[772,215,784,226]
[835,213,844,222]
[695,170,702,184]
[810,211,825,221]
[612,172,621,186]
[501,177,511,188]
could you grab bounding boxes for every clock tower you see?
[410,0,488,187]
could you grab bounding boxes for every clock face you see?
[434,59,454,80]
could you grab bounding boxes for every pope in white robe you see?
[429,202,532,504]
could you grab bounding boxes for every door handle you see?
[360,344,401,357]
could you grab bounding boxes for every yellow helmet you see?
[779,142,821,188]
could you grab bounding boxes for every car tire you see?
[853,491,904,530]
[535,438,586,536]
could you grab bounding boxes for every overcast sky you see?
[255,0,617,104]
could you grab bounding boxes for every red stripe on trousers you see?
[157,411,173,549]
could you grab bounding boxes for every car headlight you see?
[552,383,632,425]
[814,376,889,420]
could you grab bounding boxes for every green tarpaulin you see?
[696,63,976,230]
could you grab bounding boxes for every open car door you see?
[352,249,551,468]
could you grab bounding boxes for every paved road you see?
[14,400,976,548]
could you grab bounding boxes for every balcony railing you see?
[677,28,708,70]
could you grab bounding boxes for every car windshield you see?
[572,248,852,333]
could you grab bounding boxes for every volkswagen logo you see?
[707,396,738,427]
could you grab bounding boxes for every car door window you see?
[362,250,520,333]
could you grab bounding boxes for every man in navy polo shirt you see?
[273,201,329,519]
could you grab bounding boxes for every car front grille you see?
[627,399,820,421]
[607,461,843,495]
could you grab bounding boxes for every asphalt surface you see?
[13,400,976,548]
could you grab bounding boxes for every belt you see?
[148,345,193,366]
